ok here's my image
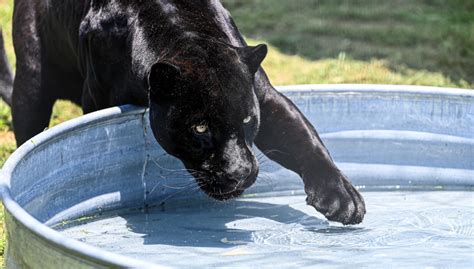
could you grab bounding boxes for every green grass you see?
[250,39,465,87]
[0,0,13,70]
[0,0,473,265]
[0,204,4,266]
[222,0,474,86]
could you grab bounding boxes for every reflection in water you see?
[58,191,474,268]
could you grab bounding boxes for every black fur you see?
[5,0,365,225]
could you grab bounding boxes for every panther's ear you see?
[240,44,268,74]
[148,61,181,102]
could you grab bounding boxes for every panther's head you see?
[148,39,267,200]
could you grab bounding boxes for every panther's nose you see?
[233,166,252,181]
[234,165,258,189]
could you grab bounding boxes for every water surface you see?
[58,191,474,268]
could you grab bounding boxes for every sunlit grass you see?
[254,40,468,87]
[0,204,4,266]
[223,0,474,87]
[0,0,13,70]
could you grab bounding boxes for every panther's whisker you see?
[262,149,290,156]
[258,174,274,186]
[151,159,201,174]
[161,183,198,190]
[157,184,203,204]
[147,174,209,196]
[153,174,196,182]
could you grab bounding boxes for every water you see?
[57,191,474,268]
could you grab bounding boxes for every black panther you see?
[0,0,365,224]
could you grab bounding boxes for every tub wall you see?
[1,85,473,269]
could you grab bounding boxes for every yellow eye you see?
[243,116,252,124]
[193,124,208,134]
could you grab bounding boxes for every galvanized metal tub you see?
[1,85,473,268]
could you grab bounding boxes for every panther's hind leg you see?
[11,0,56,146]
[12,67,56,147]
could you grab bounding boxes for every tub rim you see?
[1,84,472,268]
[0,105,158,268]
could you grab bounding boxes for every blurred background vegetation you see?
[0,0,473,263]
[226,0,474,86]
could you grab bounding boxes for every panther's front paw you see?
[304,172,366,225]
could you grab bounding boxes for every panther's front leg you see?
[255,83,366,225]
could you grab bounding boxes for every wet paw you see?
[305,173,366,225]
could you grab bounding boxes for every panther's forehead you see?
[171,46,257,113]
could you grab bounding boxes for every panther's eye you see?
[243,116,252,124]
[193,123,209,134]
